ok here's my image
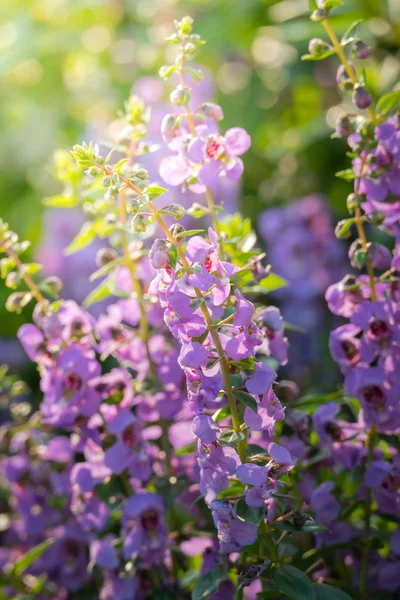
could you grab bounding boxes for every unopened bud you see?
[132,214,148,233]
[104,213,117,225]
[149,239,170,270]
[86,166,98,177]
[353,84,372,109]
[352,39,371,60]
[134,168,149,181]
[108,185,119,198]
[369,243,392,270]
[5,272,19,289]
[370,210,385,225]
[43,276,63,295]
[336,114,354,138]
[292,510,310,527]
[6,292,31,313]
[199,102,224,122]
[178,16,193,36]
[102,176,111,187]
[127,199,140,214]
[96,247,118,268]
[346,192,365,213]
[170,86,191,107]
[169,203,186,220]
[310,9,328,23]
[336,64,356,91]
[308,38,330,56]
[169,224,185,238]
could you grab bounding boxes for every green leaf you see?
[190,297,204,311]
[335,169,355,181]
[335,218,355,239]
[258,273,288,293]
[22,263,42,275]
[0,257,16,278]
[234,390,257,413]
[308,0,318,10]
[341,19,362,42]
[168,243,178,269]
[236,499,265,525]
[43,193,77,207]
[353,248,368,269]
[175,229,205,239]
[192,567,226,600]
[89,258,123,281]
[322,0,343,9]
[218,429,245,447]
[159,65,178,80]
[376,90,400,116]
[213,405,231,422]
[144,184,168,197]
[12,539,54,576]
[301,49,336,61]
[186,67,204,82]
[114,158,129,172]
[65,222,96,255]
[83,278,111,307]
[271,565,315,600]
[312,583,353,600]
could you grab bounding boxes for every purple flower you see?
[123,492,168,564]
[245,362,276,396]
[90,537,119,569]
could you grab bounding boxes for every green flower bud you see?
[347,192,365,213]
[86,166,99,177]
[308,38,330,56]
[43,276,63,295]
[102,176,111,187]
[170,86,191,107]
[310,9,328,23]
[169,204,186,220]
[169,224,185,238]
[127,199,140,214]
[5,271,19,289]
[178,16,193,36]
[132,214,148,233]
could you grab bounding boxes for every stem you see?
[261,521,280,566]
[359,423,376,596]
[119,175,157,380]
[322,19,378,125]
[161,419,173,479]
[4,245,48,311]
[206,187,223,257]
[101,165,247,462]
[354,206,377,301]
[179,47,197,137]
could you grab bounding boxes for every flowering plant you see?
[0,4,399,599]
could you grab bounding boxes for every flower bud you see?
[149,239,170,270]
[336,64,356,91]
[42,276,63,295]
[161,114,179,144]
[86,166,98,177]
[96,247,118,267]
[6,292,31,313]
[308,38,330,57]
[346,192,365,213]
[370,210,385,225]
[199,102,224,122]
[127,199,140,214]
[310,9,328,23]
[178,16,193,36]
[102,176,111,187]
[336,114,354,137]
[369,243,392,270]
[352,84,372,109]
[104,213,117,225]
[170,86,191,107]
[352,39,371,60]
[132,214,148,233]
[169,224,185,238]
[108,185,119,198]
[169,203,186,220]
[5,271,19,289]
[292,510,310,527]
[134,168,149,181]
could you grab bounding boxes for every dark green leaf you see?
[313,583,353,600]
[376,90,400,116]
[271,565,315,600]
[192,567,226,600]
[273,520,326,533]
[213,405,231,422]
[218,429,245,447]
[236,499,265,525]
[234,390,257,413]
[335,218,355,239]
[13,539,54,576]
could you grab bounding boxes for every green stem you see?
[102,165,248,463]
[3,245,48,311]
[261,521,280,566]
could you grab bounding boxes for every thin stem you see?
[100,164,247,462]
[354,206,377,301]
[322,19,378,125]
[161,419,173,479]
[359,423,376,596]
[206,187,223,257]
[260,521,280,566]
[4,245,48,311]
[179,47,196,137]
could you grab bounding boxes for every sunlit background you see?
[1,0,399,392]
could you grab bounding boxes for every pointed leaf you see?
[376,90,400,116]
[313,584,353,600]
[65,222,96,255]
[236,499,265,525]
[234,390,257,413]
[83,278,112,307]
[12,539,54,576]
[271,565,315,600]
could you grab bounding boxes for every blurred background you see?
[0,0,399,392]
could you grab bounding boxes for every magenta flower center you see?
[122,424,137,448]
[140,509,159,531]
[363,385,385,405]
[370,319,389,338]
[206,136,225,159]
[65,373,82,391]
